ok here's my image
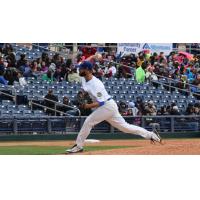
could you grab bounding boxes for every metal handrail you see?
[146,73,199,90]
[0,84,81,116]
[30,101,66,115]
[0,88,16,105]
[151,80,200,97]
[30,96,81,116]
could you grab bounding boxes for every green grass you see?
[0,145,133,155]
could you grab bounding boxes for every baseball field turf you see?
[0,138,200,154]
[0,145,132,155]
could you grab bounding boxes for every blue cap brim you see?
[76,61,93,70]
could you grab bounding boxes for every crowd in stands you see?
[118,98,200,117]
[0,43,200,117]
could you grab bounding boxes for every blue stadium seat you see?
[18,105,29,111]
[23,110,33,116]
[7,105,18,110]
[1,110,11,117]
[0,105,7,110]
[12,111,23,117]
[2,100,13,106]
[34,110,46,116]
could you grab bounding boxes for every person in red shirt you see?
[81,47,97,59]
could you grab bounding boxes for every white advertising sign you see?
[117,43,173,55]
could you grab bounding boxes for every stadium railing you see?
[0,115,199,135]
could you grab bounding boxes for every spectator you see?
[136,65,145,83]
[68,68,81,83]
[104,64,113,78]
[185,103,195,115]
[23,65,36,78]
[49,63,56,73]
[17,54,26,69]
[157,105,168,115]
[44,89,58,116]
[57,96,75,116]
[41,61,48,73]
[0,71,8,85]
[81,47,96,59]
[42,70,54,83]
[185,68,194,82]
[122,65,132,78]
[127,109,133,116]
[41,52,50,66]
[146,64,158,81]
[194,106,200,115]
[17,72,27,87]
[128,102,139,116]
[192,74,200,87]
[118,101,128,116]
[170,105,181,115]
[135,96,145,115]
[145,100,157,116]
[19,60,30,74]
[0,57,5,74]
[3,43,13,56]
[4,68,18,85]
[166,105,171,114]
[93,63,104,80]
[53,66,63,82]
[31,61,39,72]
[110,62,117,76]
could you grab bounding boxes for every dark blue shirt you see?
[0,76,8,85]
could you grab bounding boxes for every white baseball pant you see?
[76,99,155,148]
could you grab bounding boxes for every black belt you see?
[107,97,112,101]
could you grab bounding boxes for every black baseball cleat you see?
[65,144,84,154]
[150,129,163,145]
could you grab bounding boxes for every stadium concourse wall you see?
[0,116,199,141]
[0,132,200,142]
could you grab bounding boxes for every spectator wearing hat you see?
[170,105,180,115]
[128,102,139,117]
[145,100,157,116]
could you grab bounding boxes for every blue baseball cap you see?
[77,61,93,70]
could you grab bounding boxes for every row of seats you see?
[0,73,200,116]
[13,44,54,60]
[0,110,45,117]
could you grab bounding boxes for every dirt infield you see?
[0,138,200,154]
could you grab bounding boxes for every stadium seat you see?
[34,110,45,116]
[2,100,14,106]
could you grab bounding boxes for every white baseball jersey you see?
[81,76,111,103]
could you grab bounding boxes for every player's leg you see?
[106,112,161,142]
[76,106,113,147]
[66,106,113,153]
